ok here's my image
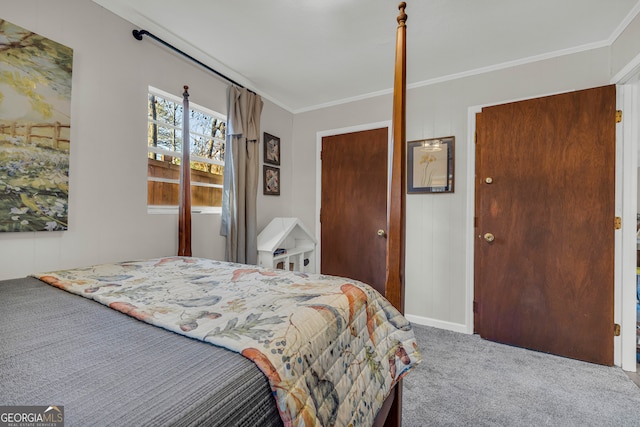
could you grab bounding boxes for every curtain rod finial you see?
[183,85,189,97]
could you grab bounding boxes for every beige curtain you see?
[220,86,263,264]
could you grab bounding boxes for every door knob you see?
[483,233,495,242]
[377,229,387,237]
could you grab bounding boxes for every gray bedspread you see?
[0,277,283,427]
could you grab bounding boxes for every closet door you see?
[475,85,616,365]
[321,127,388,295]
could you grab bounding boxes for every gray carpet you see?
[403,325,640,427]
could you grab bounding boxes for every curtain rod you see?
[132,29,250,91]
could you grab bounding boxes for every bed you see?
[0,3,413,427]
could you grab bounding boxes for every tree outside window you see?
[147,87,226,212]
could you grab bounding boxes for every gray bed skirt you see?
[0,277,283,427]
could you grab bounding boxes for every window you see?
[147,87,226,213]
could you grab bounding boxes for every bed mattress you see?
[0,277,283,427]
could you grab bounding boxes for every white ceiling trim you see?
[407,40,610,90]
[94,0,640,115]
[295,3,640,115]
[295,39,611,115]
[608,0,640,45]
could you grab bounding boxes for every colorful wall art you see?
[0,19,73,232]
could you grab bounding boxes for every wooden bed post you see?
[383,4,407,427]
[386,2,407,314]
[178,85,192,256]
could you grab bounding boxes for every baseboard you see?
[405,314,470,334]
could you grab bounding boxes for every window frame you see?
[147,86,226,215]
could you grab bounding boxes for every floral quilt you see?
[33,257,421,427]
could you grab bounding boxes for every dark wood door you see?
[321,128,388,295]
[474,85,616,365]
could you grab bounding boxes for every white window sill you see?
[147,205,222,215]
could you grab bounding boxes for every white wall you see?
[0,0,294,280]
[612,9,640,79]
[292,47,612,331]
[614,8,640,176]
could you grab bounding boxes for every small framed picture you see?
[264,132,280,165]
[407,136,455,194]
[263,165,280,195]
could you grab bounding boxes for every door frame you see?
[315,121,392,273]
[466,84,639,371]
[613,56,640,370]
[616,81,638,371]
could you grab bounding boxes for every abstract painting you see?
[0,19,73,232]
[263,165,280,196]
[263,132,280,165]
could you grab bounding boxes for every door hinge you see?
[474,216,478,228]
[616,110,622,123]
[473,300,478,313]
[614,323,621,336]
[474,132,478,144]
[614,216,622,230]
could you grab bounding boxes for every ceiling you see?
[94,0,640,113]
